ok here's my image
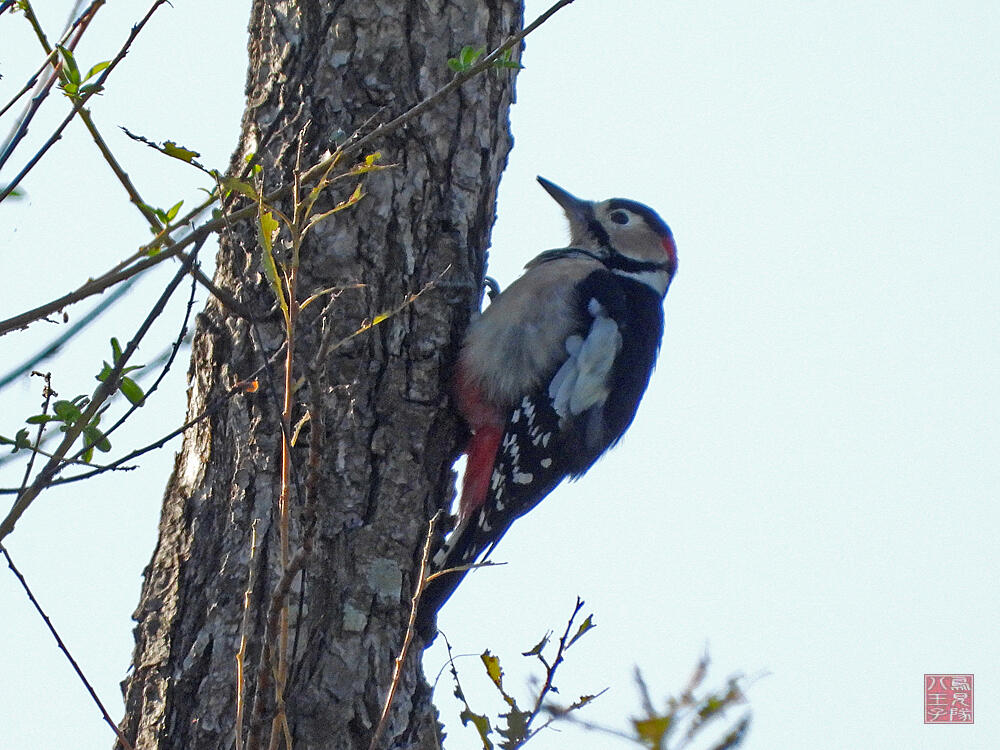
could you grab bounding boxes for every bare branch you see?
[0,0,170,203]
[15,372,55,496]
[0,240,201,542]
[0,350,283,494]
[0,0,576,336]
[1,545,135,750]
[88,269,199,449]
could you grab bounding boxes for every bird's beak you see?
[537,176,590,224]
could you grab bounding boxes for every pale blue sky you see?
[2,2,997,748]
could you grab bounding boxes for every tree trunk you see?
[118,2,522,748]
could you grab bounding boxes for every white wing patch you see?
[548,298,622,420]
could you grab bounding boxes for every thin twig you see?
[2,0,248,340]
[0,242,200,542]
[89,267,199,449]
[0,0,577,336]
[15,0,173,244]
[299,0,575,188]
[0,0,103,154]
[235,520,261,750]
[0,349,283,494]
[1,545,136,750]
[0,238,189,337]
[16,372,55,496]
[0,0,169,203]
[0,278,138,391]
[368,511,444,750]
[520,597,588,742]
[0,0,105,123]
[0,0,82,172]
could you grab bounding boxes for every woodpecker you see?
[418,177,677,636]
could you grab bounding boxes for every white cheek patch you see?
[547,298,622,419]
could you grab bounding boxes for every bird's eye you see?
[609,210,630,225]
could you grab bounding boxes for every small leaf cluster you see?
[0,428,32,453]
[140,199,184,232]
[628,656,751,750]
[0,338,145,464]
[246,150,387,322]
[448,45,486,72]
[96,337,146,407]
[447,45,523,74]
[492,49,523,72]
[56,46,109,100]
[21,395,110,463]
[450,600,599,750]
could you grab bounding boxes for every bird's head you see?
[537,176,678,294]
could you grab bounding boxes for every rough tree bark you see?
[118,2,523,748]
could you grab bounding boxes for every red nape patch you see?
[459,425,503,520]
[662,236,678,273]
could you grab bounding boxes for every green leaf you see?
[81,446,94,463]
[447,45,485,73]
[634,715,672,747]
[16,428,31,449]
[25,414,53,425]
[165,200,183,222]
[499,706,531,746]
[220,176,259,200]
[111,337,123,363]
[83,60,110,82]
[257,209,288,315]
[52,400,82,423]
[698,694,725,720]
[481,650,504,691]
[119,377,145,406]
[79,83,104,97]
[348,151,387,175]
[459,708,494,750]
[492,49,524,72]
[258,209,280,253]
[567,613,595,647]
[57,46,80,83]
[1,429,33,452]
[522,632,550,656]
[96,361,113,382]
[162,141,200,163]
[83,425,111,452]
[463,45,484,66]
